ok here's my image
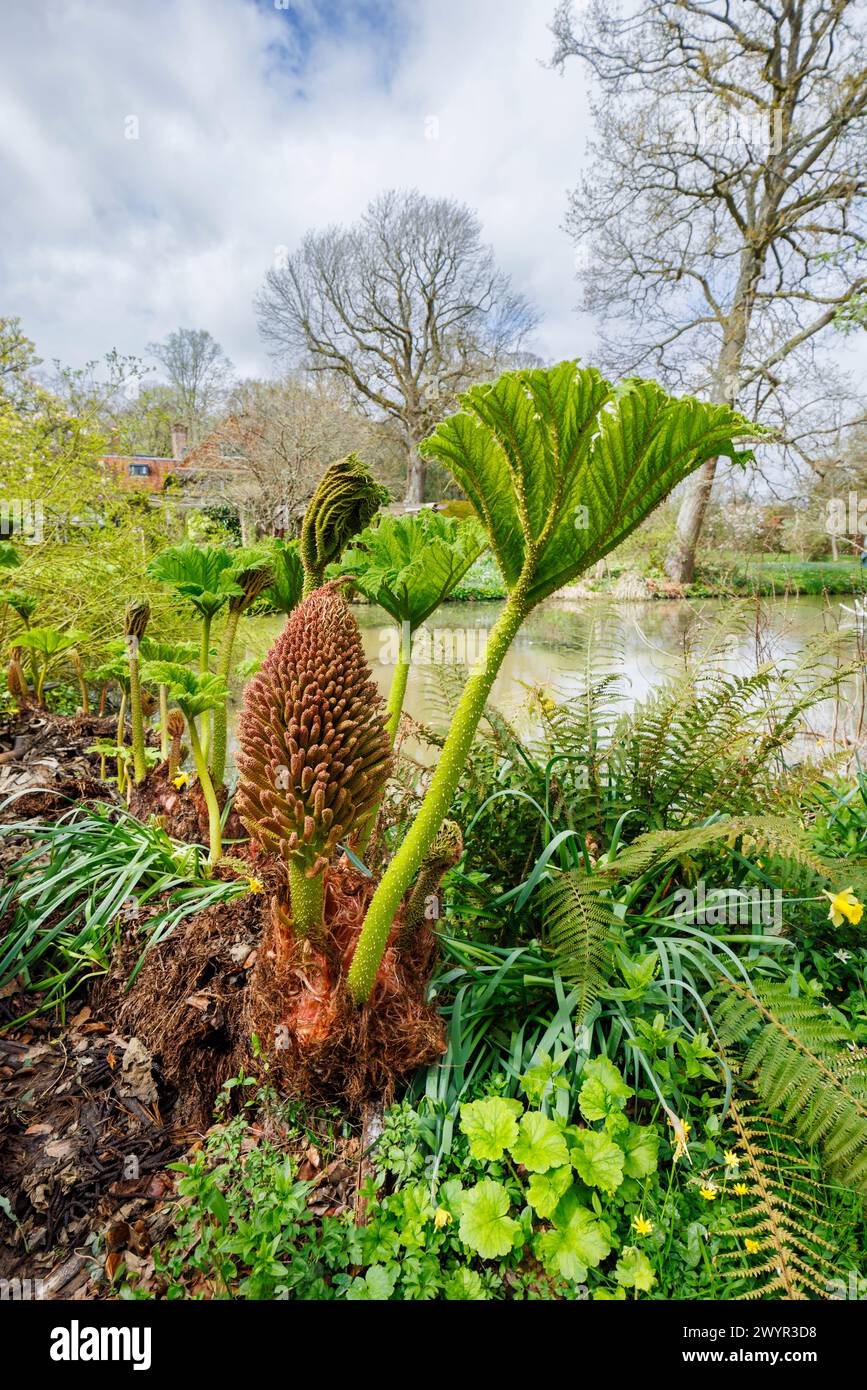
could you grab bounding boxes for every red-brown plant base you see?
[245,866,445,1109]
[105,861,444,1124]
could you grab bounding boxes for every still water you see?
[232,594,864,749]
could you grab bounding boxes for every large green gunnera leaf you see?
[336,510,487,632]
[419,361,766,607]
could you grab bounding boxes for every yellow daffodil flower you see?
[632,1215,654,1237]
[823,887,863,927]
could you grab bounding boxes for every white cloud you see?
[2,0,862,402]
[0,0,596,379]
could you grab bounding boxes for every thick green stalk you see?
[288,862,325,937]
[347,582,531,1002]
[116,690,127,793]
[199,613,212,674]
[159,685,169,761]
[384,649,410,743]
[210,606,242,786]
[188,717,222,864]
[127,644,148,784]
[302,568,322,599]
[22,614,38,690]
[199,612,213,760]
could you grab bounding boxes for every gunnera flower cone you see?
[235,580,445,1106]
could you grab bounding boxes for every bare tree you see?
[186,375,403,538]
[551,0,867,582]
[148,328,233,439]
[256,189,539,503]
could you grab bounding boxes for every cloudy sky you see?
[0,0,600,381]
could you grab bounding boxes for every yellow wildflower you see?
[632,1215,654,1237]
[172,771,189,790]
[734,1183,750,1197]
[745,1238,761,1255]
[699,1185,717,1201]
[433,1207,452,1231]
[723,1150,739,1166]
[247,877,264,895]
[823,887,863,927]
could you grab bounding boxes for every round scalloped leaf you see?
[578,1056,634,1123]
[526,1166,574,1219]
[509,1111,570,1173]
[459,1096,523,1162]
[570,1130,625,1193]
[535,1191,612,1283]
[458,1180,520,1260]
[622,1123,659,1180]
[615,1246,656,1293]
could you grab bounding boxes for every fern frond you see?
[718,1092,840,1300]
[595,814,867,894]
[713,978,867,1196]
[541,873,620,1021]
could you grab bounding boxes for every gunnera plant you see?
[235,580,392,938]
[235,580,445,1097]
[124,599,151,785]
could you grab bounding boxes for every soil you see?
[0,709,119,823]
[0,1010,360,1298]
[0,711,445,1297]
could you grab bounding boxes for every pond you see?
[232,594,866,753]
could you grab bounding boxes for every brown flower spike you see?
[236,582,392,878]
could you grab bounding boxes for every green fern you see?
[544,816,867,1021]
[541,872,620,1020]
[718,1092,840,1300]
[593,814,865,891]
[713,978,867,1197]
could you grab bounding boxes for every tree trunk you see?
[663,254,759,585]
[403,441,425,506]
[663,458,718,584]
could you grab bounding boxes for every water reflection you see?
[233,595,863,749]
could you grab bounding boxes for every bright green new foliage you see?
[338,510,488,632]
[337,511,488,741]
[147,543,234,675]
[142,661,229,864]
[14,626,87,706]
[262,538,304,616]
[346,361,766,1002]
[210,545,275,787]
